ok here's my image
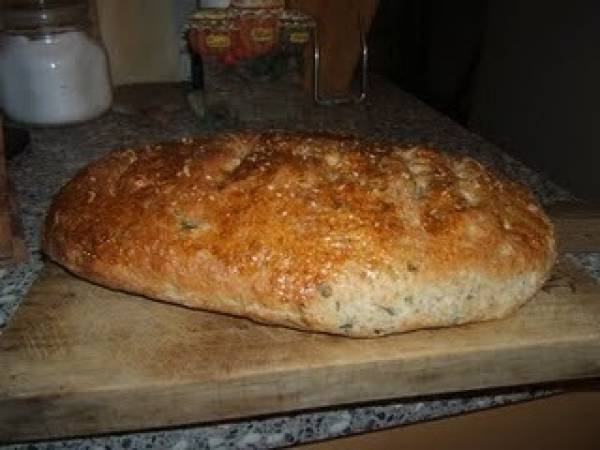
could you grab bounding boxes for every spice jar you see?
[280,9,315,54]
[0,0,113,126]
[189,8,240,62]
[235,8,280,58]
[186,5,317,124]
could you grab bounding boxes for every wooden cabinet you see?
[288,0,379,96]
[299,392,600,450]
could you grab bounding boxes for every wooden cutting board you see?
[1,207,600,443]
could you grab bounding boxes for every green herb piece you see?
[180,219,199,230]
[318,283,333,298]
[377,304,395,316]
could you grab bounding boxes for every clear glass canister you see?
[0,0,113,126]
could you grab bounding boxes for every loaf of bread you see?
[43,132,556,337]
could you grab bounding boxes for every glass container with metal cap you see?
[0,0,113,126]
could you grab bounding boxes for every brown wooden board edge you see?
[2,336,600,443]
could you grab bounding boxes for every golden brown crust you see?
[43,131,556,337]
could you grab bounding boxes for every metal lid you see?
[1,0,89,31]
[190,8,233,22]
[280,9,316,26]
[230,0,284,9]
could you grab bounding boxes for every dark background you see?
[369,0,600,201]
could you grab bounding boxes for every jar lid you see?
[231,0,284,8]
[1,0,89,31]
[234,7,281,17]
[190,8,233,22]
[280,9,316,26]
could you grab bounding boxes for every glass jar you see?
[189,8,239,59]
[186,6,316,124]
[0,0,113,126]
[236,8,280,58]
[280,9,315,54]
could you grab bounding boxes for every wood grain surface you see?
[288,0,379,96]
[1,247,599,443]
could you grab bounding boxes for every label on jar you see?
[290,31,310,44]
[251,27,275,43]
[206,34,231,48]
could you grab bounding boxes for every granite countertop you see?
[1,78,598,450]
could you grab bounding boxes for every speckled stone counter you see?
[1,78,597,450]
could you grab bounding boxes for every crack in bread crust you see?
[43,131,556,337]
